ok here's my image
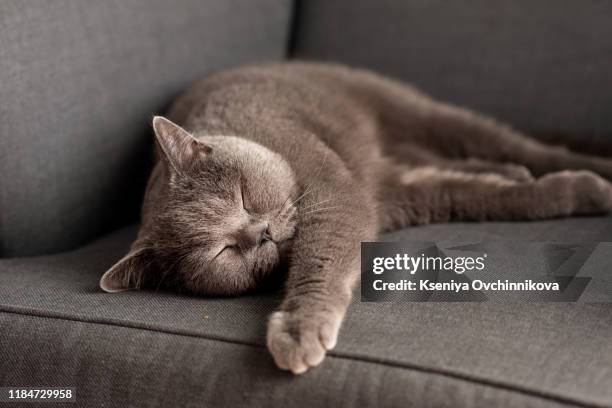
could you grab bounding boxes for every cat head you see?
[100,117,299,295]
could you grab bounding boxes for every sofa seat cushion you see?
[2,218,612,407]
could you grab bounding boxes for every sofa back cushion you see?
[0,0,292,257]
[291,0,612,136]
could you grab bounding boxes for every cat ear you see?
[152,116,211,173]
[100,247,152,293]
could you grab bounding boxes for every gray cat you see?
[100,62,612,374]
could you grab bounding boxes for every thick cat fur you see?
[100,62,612,374]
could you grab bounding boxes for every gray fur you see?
[100,62,612,373]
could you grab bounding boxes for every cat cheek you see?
[268,221,296,243]
[253,245,278,271]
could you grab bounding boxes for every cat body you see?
[101,62,612,374]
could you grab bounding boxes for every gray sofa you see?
[1,1,611,407]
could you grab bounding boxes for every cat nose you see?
[262,228,272,242]
[237,222,270,249]
[253,223,271,246]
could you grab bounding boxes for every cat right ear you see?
[152,116,211,173]
[99,247,152,293]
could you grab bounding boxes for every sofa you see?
[1,1,611,407]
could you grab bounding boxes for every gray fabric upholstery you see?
[291,0,612,137]
[0,0,292,257]
[3,2,612,407]
[2,220,612,407]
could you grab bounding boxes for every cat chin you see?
[180,279,255,297]
[148,241,284,297]
[182,267,284,297]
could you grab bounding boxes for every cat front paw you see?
[266,308,343,374]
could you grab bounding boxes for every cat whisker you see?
[299,195,347,210]
[287,185,317,208]
[280,181,300,209]
[299,205,343,216]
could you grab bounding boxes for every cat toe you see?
[266,309,341,374]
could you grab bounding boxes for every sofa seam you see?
[285,0,301,58]
[0,305,605,408]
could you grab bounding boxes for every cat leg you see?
[422,102,612,180]
[319,65,612,180]
[354,73,612,181]
[316,66,612,180]
[266,160,378,374]
[378,167,612,232]
[388,143,533,182]
[438,159,533,182]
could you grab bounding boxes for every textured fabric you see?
[0,0,292,257]
[0,313,579,408]
[3,1,612,406]
[291,0,612,137]
[2,220,612,407]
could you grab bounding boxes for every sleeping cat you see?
[100,62,612,374]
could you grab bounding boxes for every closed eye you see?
[241,188,255,214]
[241,188,248,211]
[215,245,238,259]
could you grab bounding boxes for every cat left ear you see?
[100,247,152,293]
[152,116,211,173]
